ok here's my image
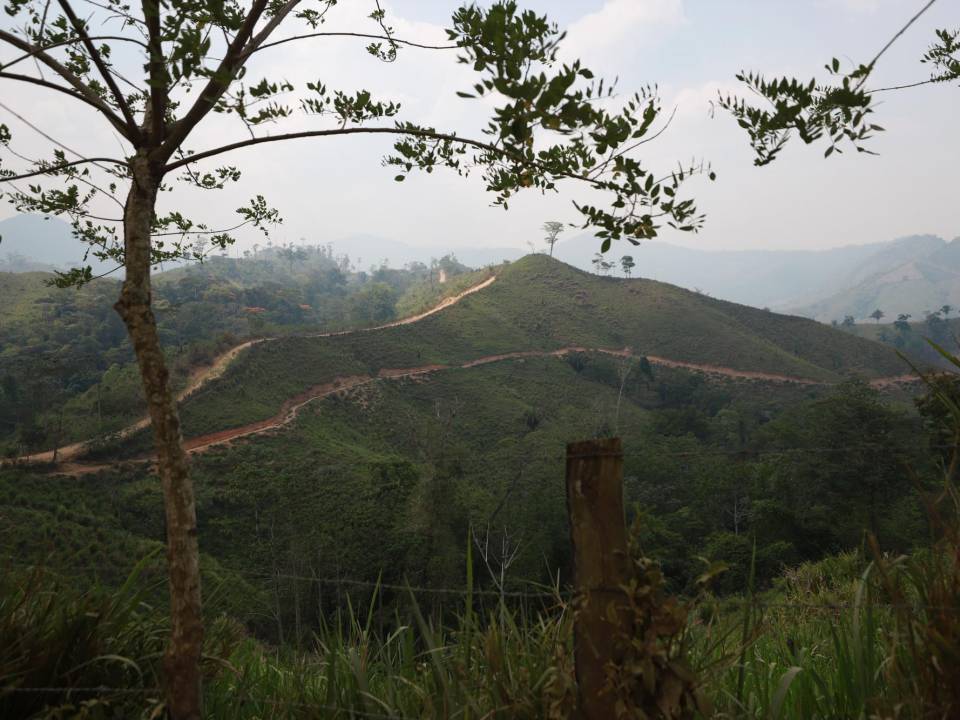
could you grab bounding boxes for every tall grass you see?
[0,556,168,718]
[1,538,957,719]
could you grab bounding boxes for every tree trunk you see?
[114,153,204,720]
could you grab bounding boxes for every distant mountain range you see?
[0,214,112,273]
[550,232,960,322]
[1,213,956,321]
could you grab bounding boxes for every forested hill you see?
[1,252,911,460]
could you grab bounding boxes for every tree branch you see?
[0,98,126,207]
[864,0,939,76]
[0,70,131,133]
[868,78,940,93]
[55,0,142,140]
[0,31,132,137]
[589,105,677,180]
[0,35,149,72]
[164,125,606,191]
[164,126,502,171]
[246,0,302,50]
[151,218,254,237]
[142,0,166,143]
[250,31,458,58]
[1,157,129,182]
[160,0,270,158]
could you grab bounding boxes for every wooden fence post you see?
[565,437,633,720]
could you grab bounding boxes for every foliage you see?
[602,518,713,719]
[721,1,958,167]
[0,0,713,286]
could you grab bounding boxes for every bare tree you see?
[471,523,522,633]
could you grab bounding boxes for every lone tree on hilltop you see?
[542,220,563,257]
[621,254,636,277]
[0,2,711,715]
[871,308,885,324]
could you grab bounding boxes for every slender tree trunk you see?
[114,153,204,720]
[52,407,63,463]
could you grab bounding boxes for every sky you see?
[0,0,957,258]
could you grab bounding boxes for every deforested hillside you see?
[163,254,906,443]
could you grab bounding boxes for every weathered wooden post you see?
[565,437,633,720]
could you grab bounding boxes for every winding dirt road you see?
[6,272,918,475]
[8,275,497,468]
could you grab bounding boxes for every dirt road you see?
[7,273,919,475]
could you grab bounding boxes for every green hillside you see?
[167,254,906,442]
[0,271,56,324]
[1,334,928,632]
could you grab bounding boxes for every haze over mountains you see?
[2,213,956,322]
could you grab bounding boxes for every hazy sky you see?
[0,0,957,256]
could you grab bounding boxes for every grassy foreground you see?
[3,500,957,720]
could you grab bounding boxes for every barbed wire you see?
[0,685,409,719]
[2,686,162,695]
[6,439,957,473]
[4,556,959,613]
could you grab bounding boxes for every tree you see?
[871,308,885,324]
[0,3,709,714]
[942,304,953,318]
[895,313,913,333]
[349,282,397,325]
[842,315,856,327]
[592,252,604,274]
[621,254,636,278]
[542,220,563,257]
